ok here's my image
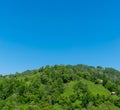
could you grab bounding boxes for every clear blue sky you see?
[0,0,120,74]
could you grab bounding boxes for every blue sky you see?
[0,0,120,74]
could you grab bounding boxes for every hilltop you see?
[0,64,120,110]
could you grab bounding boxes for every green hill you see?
[0,64,120,110]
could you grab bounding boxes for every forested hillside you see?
[0,64,120,110]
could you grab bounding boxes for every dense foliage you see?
[0,64,120,110]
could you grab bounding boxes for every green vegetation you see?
[0,64,120,110]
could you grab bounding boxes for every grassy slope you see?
[63,79,111,96]
[62,79,120,110]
